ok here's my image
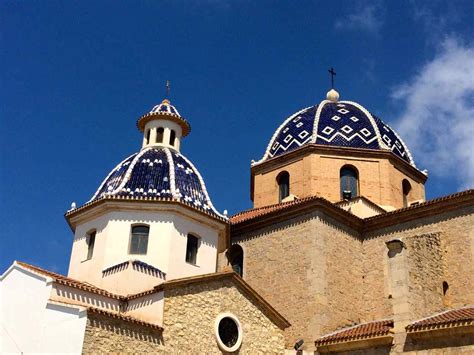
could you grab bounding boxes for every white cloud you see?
[335,3,383,33]
[393,39,474,190]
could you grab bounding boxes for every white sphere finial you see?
[223,209,228,216]
[70,202,77,210]
[327,89,340,102]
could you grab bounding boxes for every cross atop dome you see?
[327,67,340,102]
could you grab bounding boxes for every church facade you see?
[1,88,473,354]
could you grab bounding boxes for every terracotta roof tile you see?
[406,306,474,332]
[16,261,124,300]
[230,190,474,232]
[48,299,163,330]
[87,306,163,330]
[365,189,474,223]
[315,319,393,346]
[230,195,347,224]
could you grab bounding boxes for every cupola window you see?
[185,234,199,264]
[129,225,149,255]
[169,129,176,146]
[340,166,359,200]
[145,129,151,144]
[227,244,244,277]
[156,127,164,143]
[277,171,290,202]
[402,179,412,207]
[86,231,96,260]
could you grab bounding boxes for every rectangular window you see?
[129,225,149,255]
[185,234,199,264]
[87,231,96,260]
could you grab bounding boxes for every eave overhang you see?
[65,196,229,232]
[137,112,191,136]
[232,190,474,236]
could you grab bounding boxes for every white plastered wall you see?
[143,119,182,151]
[68,206,221,294]
[0,265,87,354]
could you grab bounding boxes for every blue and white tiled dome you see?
[137,99,191,137]
[150,100,181,116]
[89,147,225,218]
[255,96,416,168]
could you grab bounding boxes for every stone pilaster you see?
[386,239,410,353]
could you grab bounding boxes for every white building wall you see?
[68,206,222,294]
[0,266,87,354]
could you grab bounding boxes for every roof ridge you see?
[317,318,393,339]
[364,189,474,222]
[16,261,124,300]
[408,305,474,325]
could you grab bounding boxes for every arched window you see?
[340,166,359,200]
[402,179,412,207]
[169,130,176,146]
[145,129,151,144]
[227,244,243,277]
[276,171,290,202]
[156,127,164,143]
[185,234,199,264]
[129,225,149,255]
[86,231,96,260]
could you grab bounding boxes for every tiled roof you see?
[230,190,474,233]
[406,306,474,332]
[254,100,415,168]
[87,306,163,330]
[315,319,393,346]
[85,147,226,219]
[49,299,162,330]
[230,195,352,224]
[364,189,474,223]
[16,261,124,300]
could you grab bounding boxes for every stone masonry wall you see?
[162,278,285,354]
[82,312,165,354]
[231,211,363,351]
[363,207,474,322]
[406,233,444,319]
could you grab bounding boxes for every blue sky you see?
[1,0,473,274]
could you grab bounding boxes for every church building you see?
[1,84,473,354]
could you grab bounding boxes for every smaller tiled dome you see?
[137,99,191,137]
[89,147,225,219]
[150,99,181,116]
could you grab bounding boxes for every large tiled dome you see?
[255,96,416,168]
[89,146,224,218]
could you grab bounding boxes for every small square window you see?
[130,226,149,255]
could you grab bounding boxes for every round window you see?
[215,313,242,352]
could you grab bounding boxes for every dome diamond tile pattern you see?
[256,99,416,168]
[89,147,224,218]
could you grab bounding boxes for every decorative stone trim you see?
[101,260,166,280]
[214,313,243,352]
[311,99,329,143]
